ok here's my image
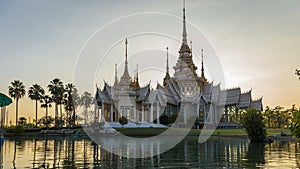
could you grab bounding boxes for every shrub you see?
[14,125,24,134]
[290,110,300,137]
[240,108,266,142]
[167,114,178,124]
[159,114,168,125]
[119,116,128,126]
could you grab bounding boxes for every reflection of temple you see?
[94,2,263,128]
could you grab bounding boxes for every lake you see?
[0,136,299,168]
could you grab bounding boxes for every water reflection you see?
[0,136,299,168]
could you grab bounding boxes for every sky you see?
[0,0,300,124]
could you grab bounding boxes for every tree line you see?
[262,105,298,128]
[8,78,93,128]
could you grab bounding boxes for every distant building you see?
[94,2,263,128]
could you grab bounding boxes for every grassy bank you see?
[3,127,291,137]
[116,128,291,137]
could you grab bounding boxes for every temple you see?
[94,2,263,128]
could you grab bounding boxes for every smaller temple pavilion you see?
[94,39,151,123]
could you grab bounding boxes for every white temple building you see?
[94,2,263,128]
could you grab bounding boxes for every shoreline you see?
[2,128,296,141]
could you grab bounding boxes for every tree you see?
[28,84,45,127]
[40,95,52,128]
[57,87,65,127]
[19,117,27,125]
[38,116,54,127]
[79,91,93,124]
[263,106,273,128]
[273,106,285,128]
[119,116,128,126]
[8,80,26,125]
[240,108,266,142]
[159,114,168,125]
[48,78,64,128]
[290,106,300,137]
[295,69,300,80]
[64,83,79,127]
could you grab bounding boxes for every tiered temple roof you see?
[95,0,263,121]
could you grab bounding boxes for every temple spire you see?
[166,47,169,74]
[201,49,204,77]
[182,0,188,46]
[114,63,118,85]
[125,38,128,66]
[163,46,171,87]
[136,64,139,81]
[133,64,140,90]
[120,38,131,83]
[179,0,191,54]
[190,40,193,54]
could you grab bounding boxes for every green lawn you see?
[116,128,291,137]
[3,127,292,137]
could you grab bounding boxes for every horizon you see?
[1,0,300,124]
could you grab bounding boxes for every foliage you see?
[38,116,54,127]
[167,114,178,124]
[64,83,79,127]
[28,84,45,126]
[159,114,168,125]
[40,95,52,127]
[154,114,178,125]
[295,69,300,80]
[48,78,64,128]
[14,125,24,134]
[79,91,92,124]
[79,91,93,109]
[119,116,128,126]
[8,80,26,125]
[262,105,293,128]
[290,108,300,137]
[18,117,27,125]
[241,108,266,142]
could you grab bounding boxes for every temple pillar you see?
[94,102,98,123]
[196,102,200,119]
[110,105,113,122]
[156,102,160,123]
[134,107,136,121]
[184,104,187,124]
[235,106,239,128]
[203,103,207,124]
[101,103,104,122]
[150,104,154,123]
[142,103,144,122]
[225,106,228,128]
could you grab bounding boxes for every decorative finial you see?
[125,38,128,64]
[201,49,204,77]
[120,38,131,81]
[166,46,169,74]
[114,63,118,83]
[136,64,139,80]
[163,46,171,87]
[182,0,188,46]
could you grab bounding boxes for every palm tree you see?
[28,84,45,127]
[295,69,300,80]
[8,80,26,125]
[57,87,65,127]
[79,91,93,124]
[40,95,52,128]
[48,78,64,128]
[79,92,93,124]
[64,83,79,127]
